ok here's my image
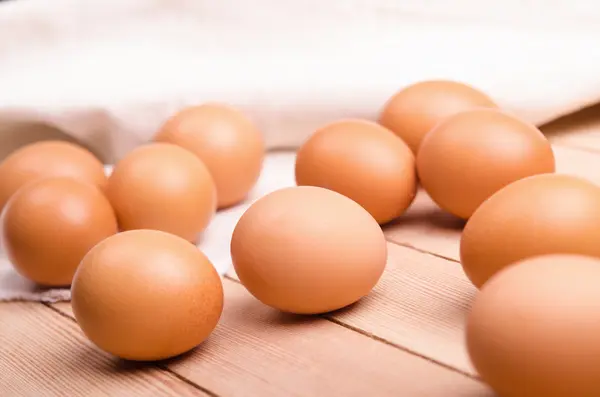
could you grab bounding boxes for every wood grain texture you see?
[226,243,477,375]
[331,244,476,375]
[0,303,207,397]
[52,279,493,397]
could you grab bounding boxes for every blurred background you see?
[0,0,599,163]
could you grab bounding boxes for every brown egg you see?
[461,174,600,288]
[0,140,107,211]
[379,80,497,154]
[1,177,118,286]
[417,108,555,219]
[72,229,223,361]
[155,103,265,209]
[467,254,600,397]
[231,186,387,314]
[295,120,417,224]
[106,143,216,242]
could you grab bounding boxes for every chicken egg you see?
[106,143,217,242]
[231,186,387,315]
[0,140,107,211]
[379,80,497,154]
[460,173,600,288]
[155,103,265,209]
[467,254,600,397]
[72,229,223,361]
[417,108,555,219]
[295,119,417,224]
[1,177,118,286]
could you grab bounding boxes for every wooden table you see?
[1,105,599,396]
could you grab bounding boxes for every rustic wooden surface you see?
[1,103,599,396]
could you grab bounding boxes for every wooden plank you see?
[0,303,208,397]
[227,243,477,376]
[384,189,462,261]
[54,301,74,317]
[52,280,493,397]
[330,244,477,375]
[543,103,600,151]
[384,144,600,261]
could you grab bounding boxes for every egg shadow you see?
[68,342,159,376]
[238,296,323,327]
[70,335,204,374]
[389,206,465,231]
[384,190,466,231]
[324,289,384,318]
[192,231,206,246]
[156,337,217,367]
[112,357,157,373]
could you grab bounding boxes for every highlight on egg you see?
[460,173,600,288]
[417,108,555,219]
[71,229,224,361]
[379,80,497,154]
[231,185,388,315]
[155,103,265,209]
[295,119,417,224]
[106,143,217,243]
[1,177,118,286]
[466,254,600,397]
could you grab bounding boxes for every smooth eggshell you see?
[467,254,600,397]
[72,229,224,361]
[295,119,417,224]
[417,108,555,219]
[0,140,107,211]
[379,80,497,154]
[460,173,600,288]
[155,103,265,209]
[231,186,387,314]
[106,143,217,242]
[1,177,118,286]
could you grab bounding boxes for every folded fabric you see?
[0,0,599,162]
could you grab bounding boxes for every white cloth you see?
[1,0,600,162]
[0,152,296,301]
[0,0,599,300]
